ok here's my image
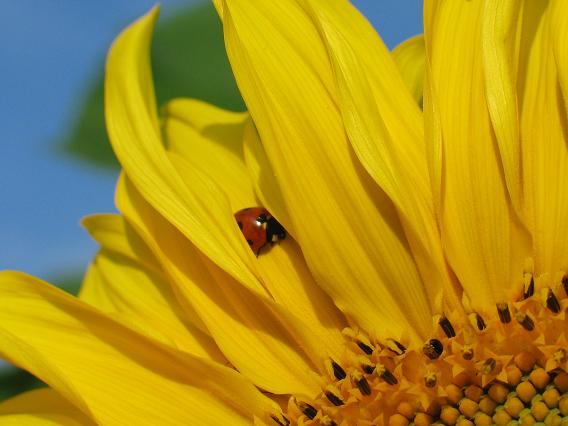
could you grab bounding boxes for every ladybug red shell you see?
[234,207,287,255]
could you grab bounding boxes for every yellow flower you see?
[1,0,568,425]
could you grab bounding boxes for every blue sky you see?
[0,1,422,283]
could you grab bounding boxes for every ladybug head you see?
[266,216,287,243]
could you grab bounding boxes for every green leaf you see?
[62,2,244,168]
[0,369,44,401]
[52,273,83,296]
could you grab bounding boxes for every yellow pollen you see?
[424,371,437,388]
[277,272,568,425]
[479,358,497,375]
[461,344,474,361]
[320,415,337,426]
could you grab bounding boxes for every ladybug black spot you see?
[234,207,287,255]
[266,217,286,242]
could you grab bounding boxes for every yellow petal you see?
[242,121,294,235]
[521,2,568,275]
[516,1,549,109]
[0,271,280,425]
[243,127,352,349]
[422,11,443,218]
[0,388,93,426]
[81,213,209,336]
[253,416,270,426]
[162,98,346,355]
[550,0,568,112]
[162,98,253,211]
[392,35,426,105]
[117,175,322,396]
[81,213,157,271]
[221,0,431,342]
[304,0,459,317]
[79,263,116,314]
[425,0,530,311]
[254,237,347,353]
[85,250,227,363]
[421,66,443,227]
[481,0,523,212]
[105,6,262,295]
[243,124,348,349]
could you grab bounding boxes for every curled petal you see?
[162,99,347,359]
[0,388,93,426]
[0,271,280,424]
[117,176,323,396]
[425,0,531,311]
[392,35,426,105]
[221,0,431,342]
[521,2,568,275]
[105,6,262,296]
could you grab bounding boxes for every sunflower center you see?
[274,276,568,425]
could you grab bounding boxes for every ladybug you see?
[234,207,286,255]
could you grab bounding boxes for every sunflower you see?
[1,0,568,425]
